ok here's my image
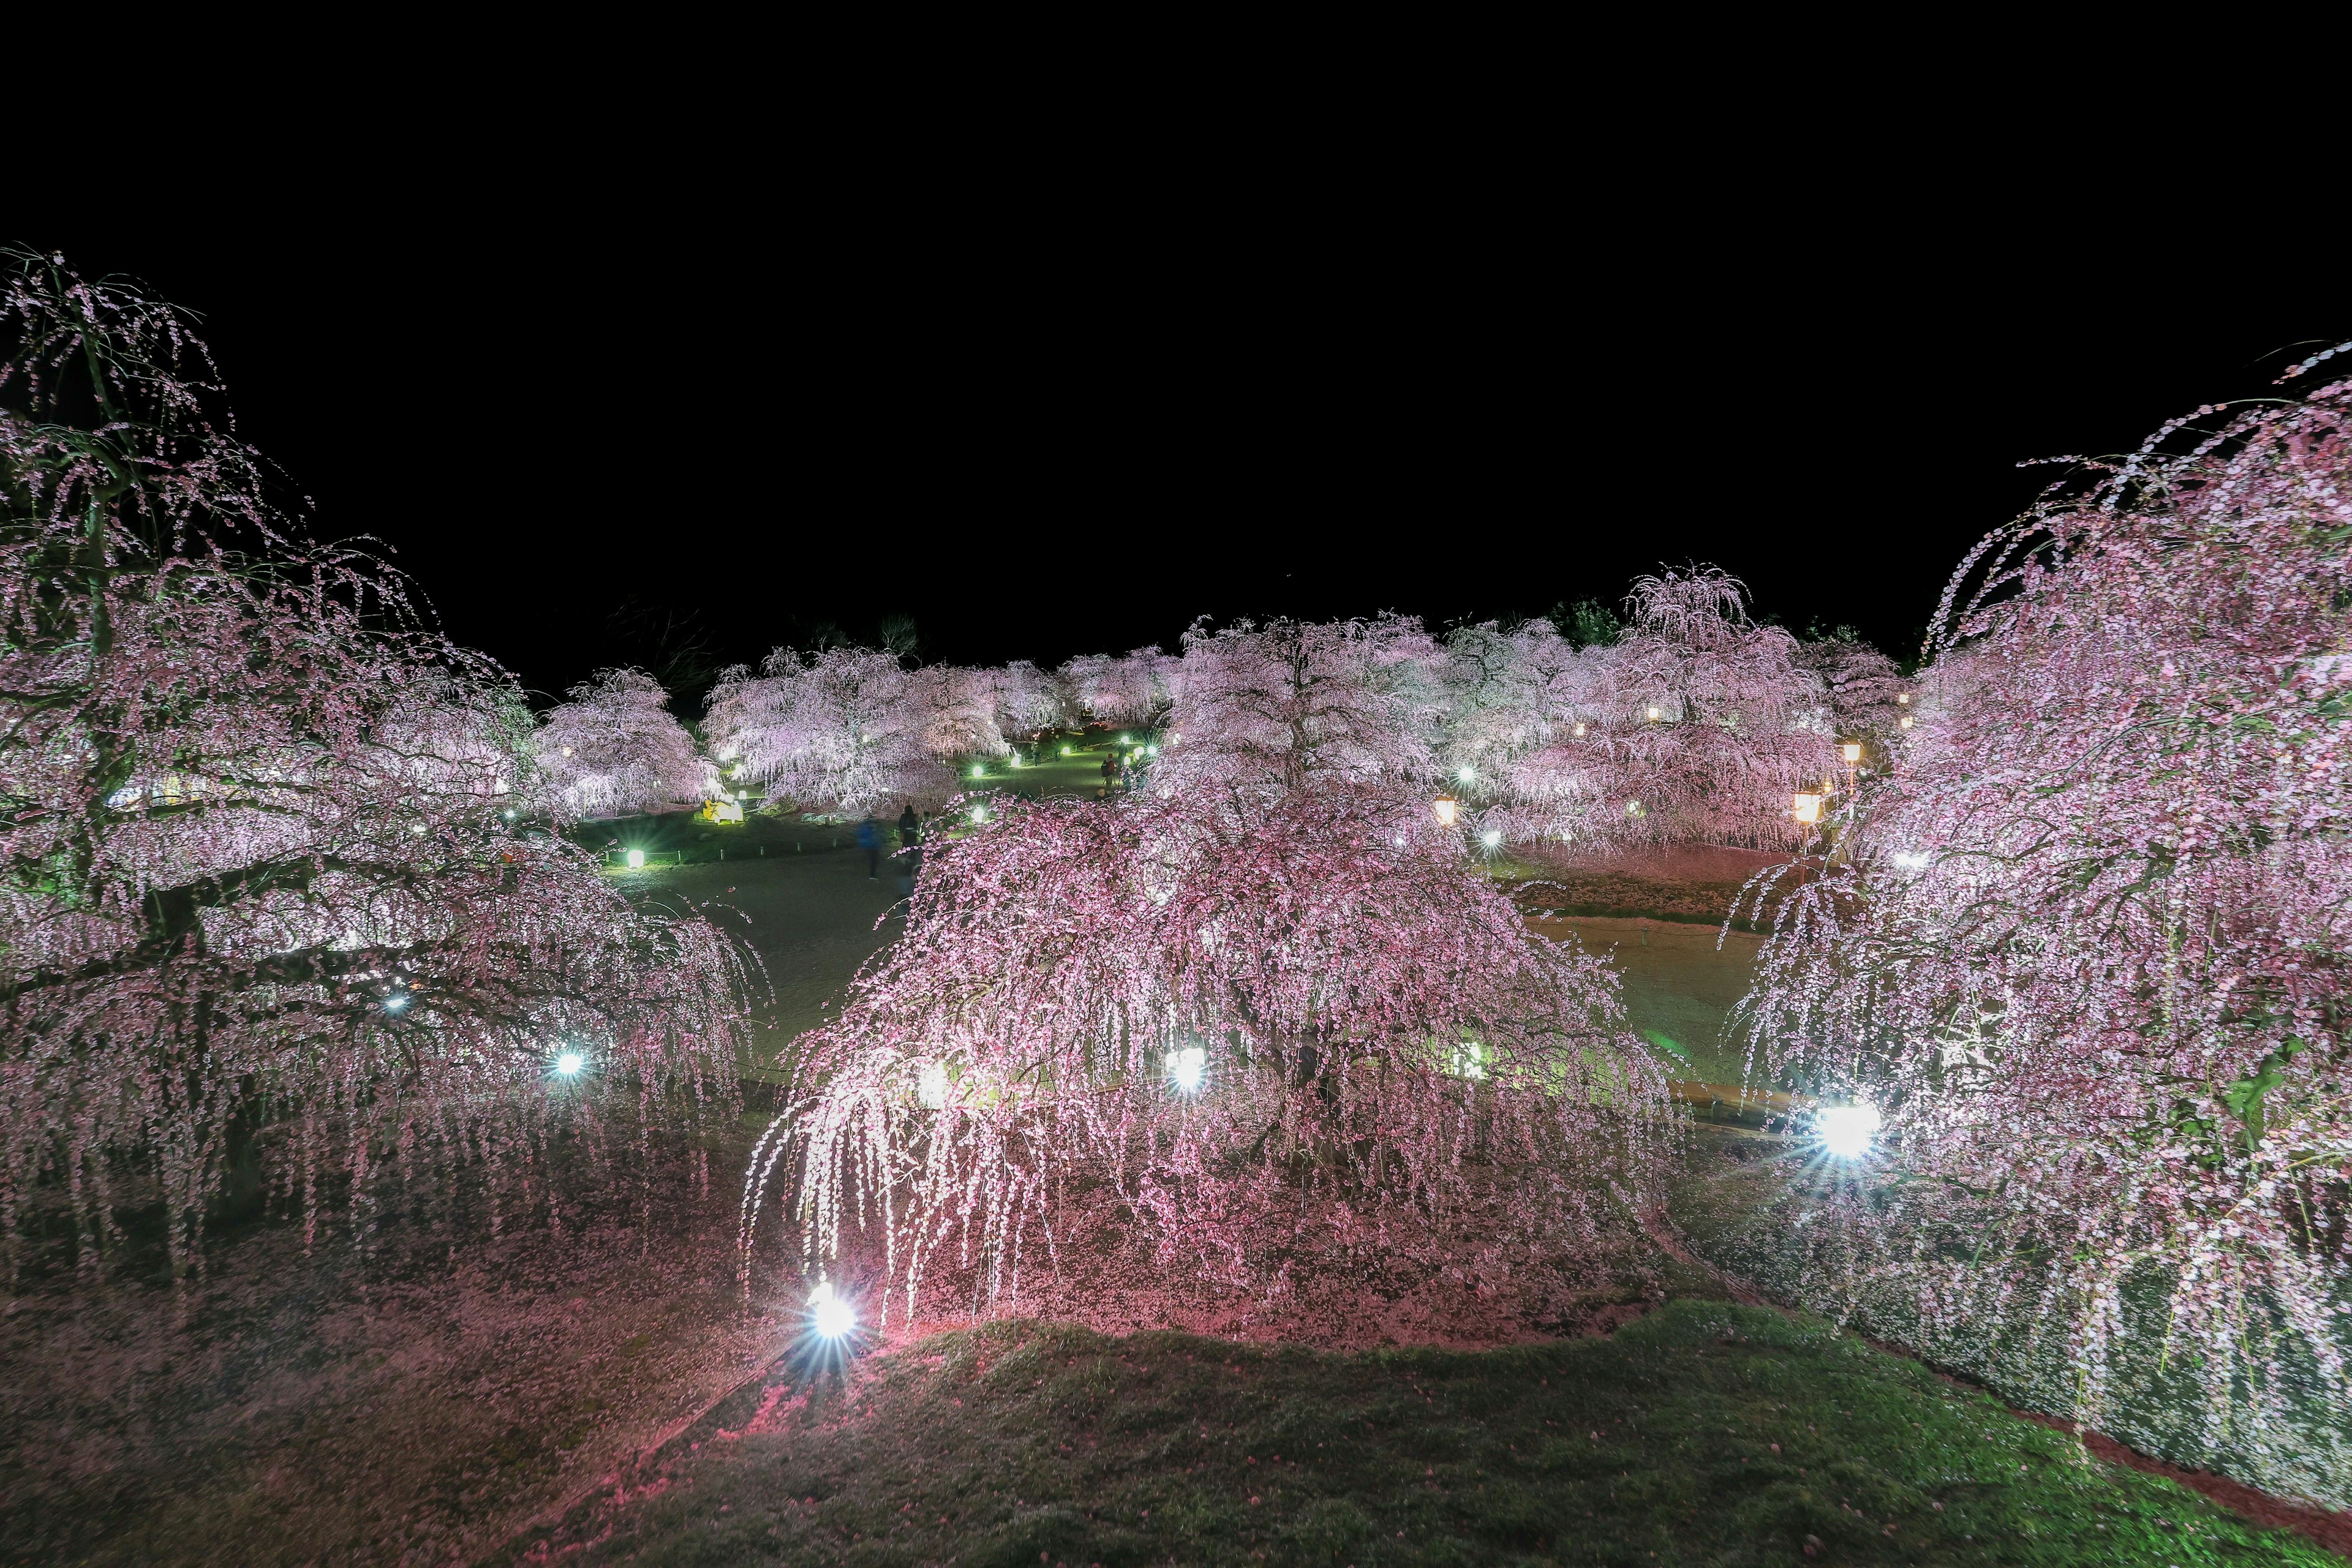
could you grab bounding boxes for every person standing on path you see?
[856,812,883,879]
[895,803,921,900]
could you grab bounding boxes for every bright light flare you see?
[1646,706,1662,721]
[554,1050,584,1076]
[1480,828,1502,848]
[625,848,646,869]
[1169,1046,1206,1094]
[809,1280,856,1339]
[1457,766,1476,783]
[383,992,409,1013]
[1061,745,1073,755]
[1817,1103,1882,1159]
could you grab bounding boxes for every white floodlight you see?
[1170,1046,1206,1094]
[809,1280,855,1339]
[1480,828,1502,848]
[1457,766,1476,783]
[383,992,409,1014]
[1817,1103,1882,1159]
[625,848,646,869]
[554,1050,584,1077]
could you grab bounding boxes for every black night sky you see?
[32,197,2338,708]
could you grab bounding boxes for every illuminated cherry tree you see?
[0,256,748,1287]
[982,659,1072,747]
[1479,569,1840,850]
[1063,647,1176,729]
[1737,356,2352,1504]
[704,646,1004,815]
[1156,615,1447,795]
[745,783,1672,1322]
[537,667,713,819]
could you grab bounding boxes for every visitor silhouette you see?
[856,813,882,879]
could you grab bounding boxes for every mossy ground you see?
[500,1301,2337,1566]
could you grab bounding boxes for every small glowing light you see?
[1395,835,1407,847]
[1817,1103,1882,1159]
[1893,851,1930,870]
[1792,793,1823,824]
[1168,733,1181,743]
[972,765,986,778]
[1061,745,1073,756]
[1433,796,1459,827]
[1899,714,1915,729]
[410,823,428,835]
[917,1061,948,1109]
[1118,734,1132,744]
[1457,766,1476,783]
[1480,828,1502,848]
[625,848,646,869]
[809,1280,856,1339]
[1646,706,1662,721]
[503,809,516,820]
[554,1050,584,1076]
[1626,800,1643,816]
[1572,723,1588,737]
[559,745,573,757]
[1145,744,1159,756]
[383,992,409,1013]
[971,805,989,822]
[1896,693,1910,705]
[1841,743,1863,764]
[1170,1046,1206,1093]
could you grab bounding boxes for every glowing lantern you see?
[916,1061,948,1109]
[1572,723,1588,737]
[1792,793,1823,824]
[1842,742,1862,764]
[625,848,646,869]
[1646,706,1662,721]
[1896,693,1910,705]
[559,745,573,758]
[1433,796,1460,827]
[1899,715,1914,729]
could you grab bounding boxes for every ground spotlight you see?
[1169,1046,1206,1094]
[809,1280,856,1340]
[625,848,646,869]
[1480,829,1502,848]
[1817,1103,1882,1159]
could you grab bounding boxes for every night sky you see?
[29,203,2337,707]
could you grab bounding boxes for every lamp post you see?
[1432,796,1459,827]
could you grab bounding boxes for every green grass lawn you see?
[499,1301,2335,1566]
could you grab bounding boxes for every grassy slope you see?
[502,1302,2336,1567]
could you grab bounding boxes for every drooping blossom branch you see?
[1736,359,2352,1501]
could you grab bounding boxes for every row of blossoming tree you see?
[1734,349,2352,1506]
[567,571,1905,852]
[0,256,750,1286]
